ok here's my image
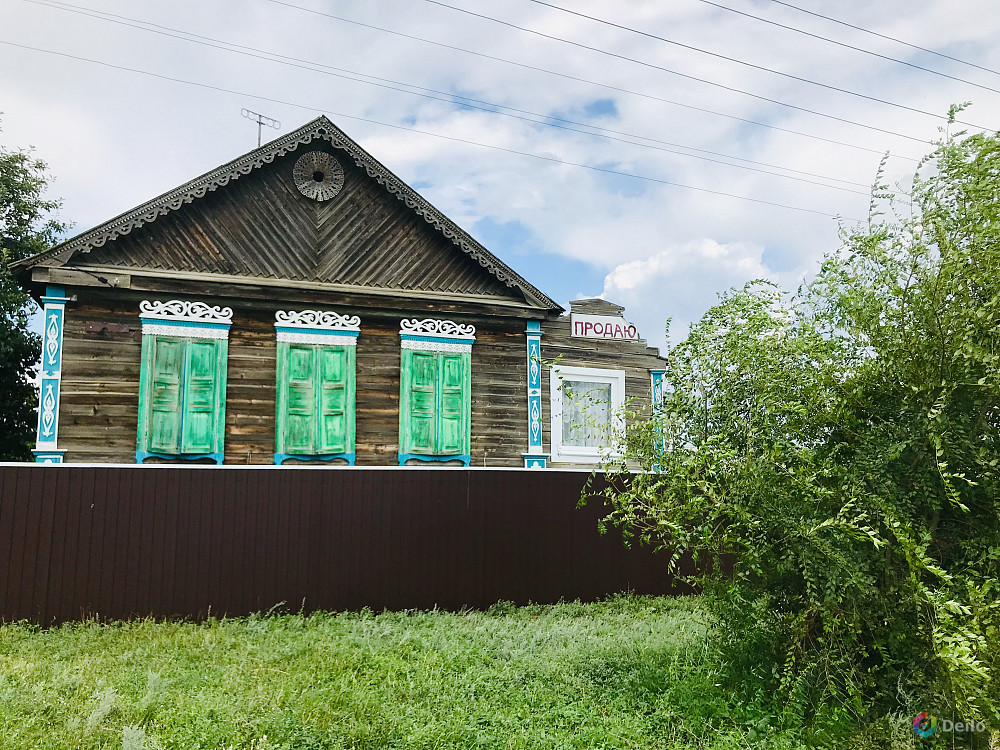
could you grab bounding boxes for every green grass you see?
[0,595,804,750]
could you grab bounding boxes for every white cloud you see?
[602,238,807,352]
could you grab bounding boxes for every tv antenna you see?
[241,109,280,147]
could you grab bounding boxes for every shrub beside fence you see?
[0,465,686,624]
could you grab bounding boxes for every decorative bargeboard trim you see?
[140,299,233,324]
[401,338,472,354]
[275,309,360,331]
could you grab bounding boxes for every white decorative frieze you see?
[141,324,230,339]
[401,339,472,353]
[140,300,233,324]
[275,309,361,331]
[399,318,476,339]
[277,331,358,346]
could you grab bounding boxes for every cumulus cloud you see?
[602,238,807,352]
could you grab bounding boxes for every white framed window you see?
[550,365,625,463]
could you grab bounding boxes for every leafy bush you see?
[595,116,1000,743]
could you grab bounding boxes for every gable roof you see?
[16,116,561,312]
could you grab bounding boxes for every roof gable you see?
[18,117,560,311]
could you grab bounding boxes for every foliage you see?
[0,597,811,749]
[0,120,66,460]
[595,120,1000,744]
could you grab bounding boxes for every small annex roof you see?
[15,116,561,312]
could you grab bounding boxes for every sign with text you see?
[571,314,639,341]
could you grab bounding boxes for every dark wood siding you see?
[59,300,141,463]
[0,465,689,624]
[58,299,529,466]
[80,144,523,300]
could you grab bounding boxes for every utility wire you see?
[264,0,919,161]
[691,0,1000,94]
[417,0,949,142]
[764,0,1000,79]
[514,0,991,129]
[20,0,871,192]
[0,39,861,221]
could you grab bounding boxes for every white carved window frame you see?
[274,309,361,345]
[139,299,234,339]
[550,364,625,463]
[398,318,476,352]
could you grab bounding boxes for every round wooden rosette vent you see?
[293,151,345,201]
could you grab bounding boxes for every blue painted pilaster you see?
[522,320,548,468]
[33,286,69,463]
[650,369,666,461]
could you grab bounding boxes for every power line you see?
[264,0,920,161]
[0,39,862,221]
[514,0,992,129]
[20,0,871,193]
[691,0,1000,95]
[415,0,951,142]
[764,0,1000,79]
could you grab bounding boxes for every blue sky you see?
[5,0,1000,352]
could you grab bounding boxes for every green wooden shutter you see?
[180,339,220,454]
[148,337,185,454]
[317,345,350,453]
[139,333,227,461]
[284,344,318,454]
[403,350,438,454]
[400,349,471,457]
[437,353,468,454]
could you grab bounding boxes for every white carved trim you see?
[275,309,360,331]
[39,382,57,441]
[401,339,472,353]
[44,311,61,367]
[277,331,358,346]
[141,323,230,339]
[140,299,233,324]
[399,318,476,338]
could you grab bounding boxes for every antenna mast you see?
[241,109,281,147]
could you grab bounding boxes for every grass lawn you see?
[0,595,804,750]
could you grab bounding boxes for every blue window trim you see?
[139,318,231,332]
[399,333,475,346]
[274,451,356,466]
[136,449,224,465]
[398,452,471,466]
[274,327,359,339]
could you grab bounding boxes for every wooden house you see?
[13,117,666,468]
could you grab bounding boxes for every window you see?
[398,318,475,465]
[274,310,359,465]
[550,365,625,463]
[136,300,232,464]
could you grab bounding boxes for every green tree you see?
[0,123,67,460]
[596,118,1000,744]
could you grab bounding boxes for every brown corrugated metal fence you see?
[0,465,687,624]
